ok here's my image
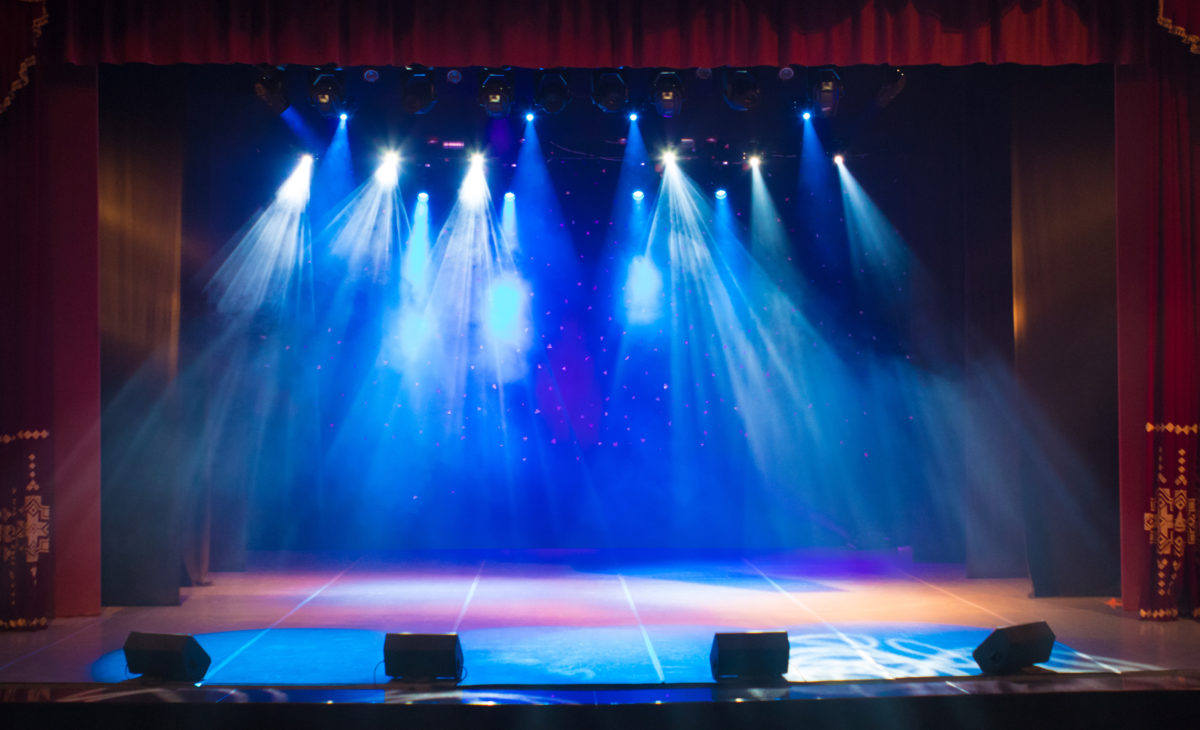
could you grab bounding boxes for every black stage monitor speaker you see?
[123,632,211,682]
[710,631,790,681]
[384,633,464,682]
[972,621,1056,675]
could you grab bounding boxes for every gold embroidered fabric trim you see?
[1146,422,1200,433]
[0,430,49,445]
[1160,0,1200,54]
[0,616,47,630]
[0,1,48,116]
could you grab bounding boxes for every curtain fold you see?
[51,0,1147,67]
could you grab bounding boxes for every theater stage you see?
[2,549,1199,691]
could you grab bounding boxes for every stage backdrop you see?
[81,63,1117,607]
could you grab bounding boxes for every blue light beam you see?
[206,155,314,316]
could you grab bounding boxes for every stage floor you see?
[3,550,1200,687]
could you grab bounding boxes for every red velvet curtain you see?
[52,0,1146,67]
[1117,28,1200,619]
[0,75,53,629]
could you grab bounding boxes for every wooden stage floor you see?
[3,550,1199,688]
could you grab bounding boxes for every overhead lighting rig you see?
[308,65,350,118]
[478,69,514,118]
[652,71,685,118]
[402,65,437,115]
[591,70,629,113]
[813,68,844,118]
[253,65,289,115]
[534,69,571,115]
[722,68,760,111]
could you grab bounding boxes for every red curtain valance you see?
[1,1,47,115]
[50,0,1147,68]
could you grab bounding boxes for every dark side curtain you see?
[52,0,1146,67]
[97,64,201,605]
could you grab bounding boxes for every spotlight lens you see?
[629,112,638,122]
[383,151,400,165]
[417,192,429,201]
[300,154,314,165]
[748,155,761,168]
[632,190,645,201]
[471,153,484,166]
[662,151,676,165]
[504,191,515,201]
[833,154,844,165]
[526,112,534,121]
[339,112,348,121]
[802,111,811,120]
[715,189,727,199]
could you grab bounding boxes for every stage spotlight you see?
[723,68,760,111]
[363,68,380,83]
[662,150,677,166]
[534,69,570,115]
[504,191,515,201]
[833,154,844,166]
[813,68,844,118]
[696,67,713,80]
[375,151,401,186]
[278,155,314,205]
[591,70,628,113]
[124,632,211,683]
[446,69,463,84]
[748,155,761,168]
[418,192,429,202]
[339,112,348,122]
[629,112,638,122]
[632,190,645,201]
[462,153,487,203]
[652,70,685,118]
[715,189,727,199]
[252,65,289,115]
[802,110,812,121]
[308,65,348,118]
[478,69,514,118]
[401,65,437,115]
[778,66,795,81]
[525,112,534,121]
